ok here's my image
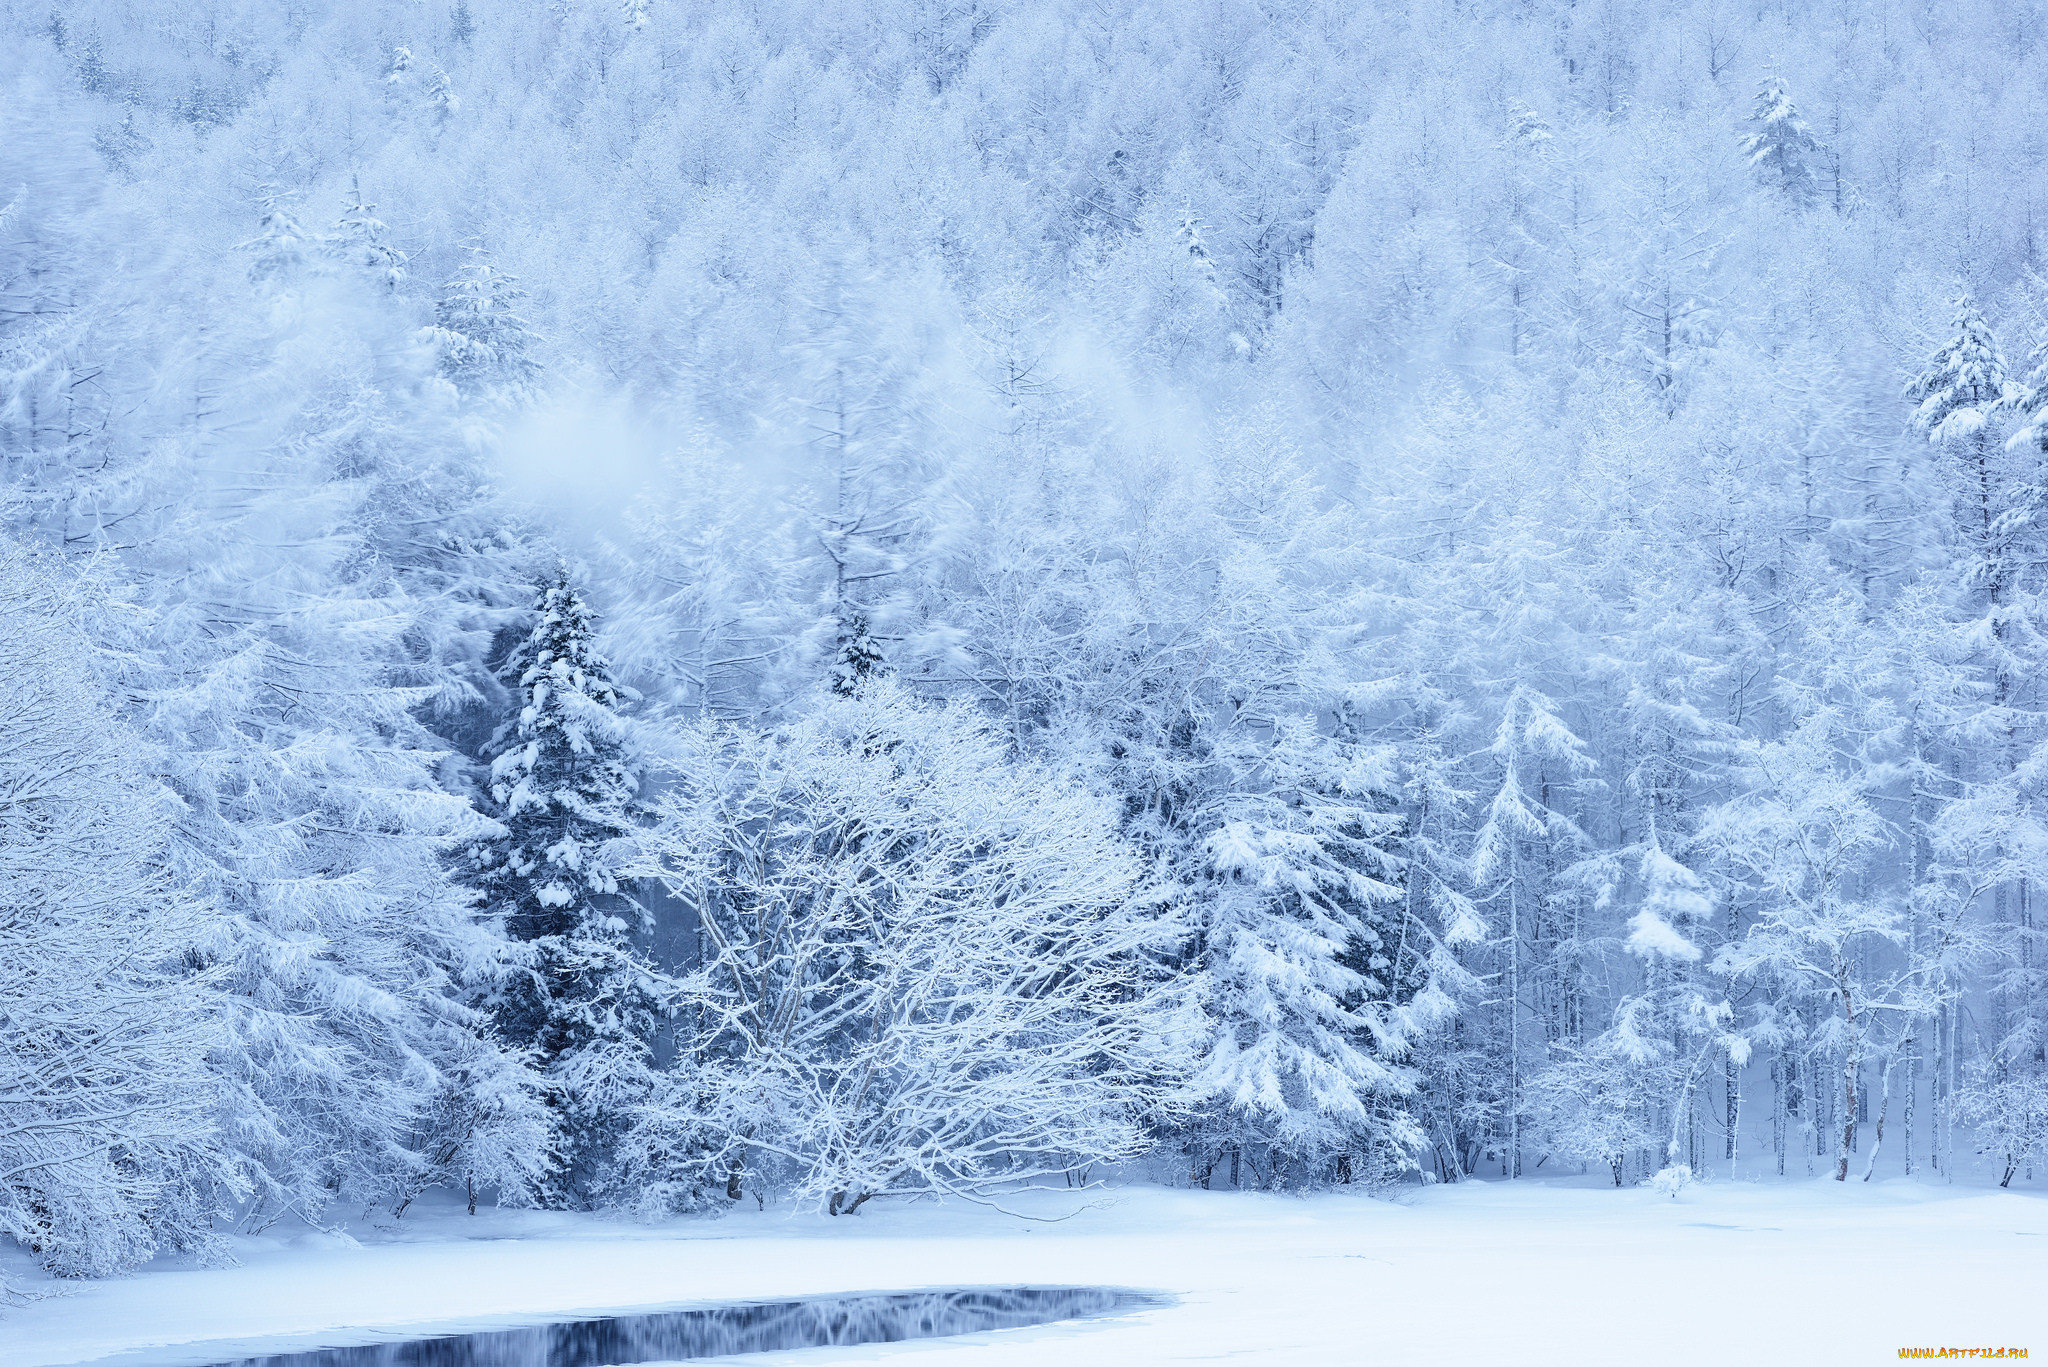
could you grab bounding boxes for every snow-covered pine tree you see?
[1906,294,2015,569]
[238,195,321,292]
[330,178,406,294]
[1193,719,1435,1187]
[1742,74,1821,209]
[425,247,542,401]
[426,66,460,125]
[480,562,665,1205]
[51,193,557,1232]
[829,611,884,696]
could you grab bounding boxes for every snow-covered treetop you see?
[332,179,406,293]
[1742,74,1821,207]
[2005,307,2048,455]
[1906,295,2014,445]
[427,248,541,399]
[490,562,632,836]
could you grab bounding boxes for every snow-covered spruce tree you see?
[0,554,234,1283]
[425,247,541,401]
[629,681,1195,1214]
[480,563,665,1206]
[1906,294,2017,590]
[1192,719,1437,1187]
[328,179,406,294]
[1741,74,1821,209]
[829,611,884,697]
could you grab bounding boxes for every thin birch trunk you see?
[1861,1050,1893,1181]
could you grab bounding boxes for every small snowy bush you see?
[1646,1164,1694,1198]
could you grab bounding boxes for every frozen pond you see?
[187,1287,1153,1367]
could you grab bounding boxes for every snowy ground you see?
[4,1179,2044,1367]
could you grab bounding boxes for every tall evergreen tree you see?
[1905,296,2023,621]
[330,178,406,293]
[1742,74,1821,208]
[480,563,664,1204]
[426,247,541,401]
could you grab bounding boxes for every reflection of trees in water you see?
[211,1287,1143,1367]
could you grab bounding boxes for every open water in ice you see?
[183,1287,1152,1367]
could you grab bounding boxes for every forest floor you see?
[3,1177,2043,1367]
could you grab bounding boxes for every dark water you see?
[193,1287,1151,1367]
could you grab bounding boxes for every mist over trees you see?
[7,0,2048,1279]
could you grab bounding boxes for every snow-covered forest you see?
[6,0,2048,1286]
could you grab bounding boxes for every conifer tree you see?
[480,563,664,1204]
[787,250,935,688]
[427,247,541,400]
[828,611,885,696]
[1193,720,1436,1187]
[2004,313,2048,457]
[1742,74,1821,208]
[1906,295,2017,597]
[330,178,406,293]
[239,196,319,291]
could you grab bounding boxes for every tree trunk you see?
[1835,980,1858,1182]
[1728,1062,1741,1179]
[1507,861,1522,1180]
[1861,1052,1893,1181]
[1904,1029,1918,1178]
[1836,1058,1857,1181]
[1772,1053,1786,1177]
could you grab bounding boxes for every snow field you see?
[4,1182,2042,1367]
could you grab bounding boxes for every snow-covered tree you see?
[1742,75,1821,208]
[784,250,944,690]
[630,681,1195,1213]
[1957,1057,2048,1188]
[1703,709,1920,1182]
[1470,684,1595,1176]
[1190,719,1435,1186]
[1906,294,2015,564]
[426,248,541,401]
[330,179,406,293]
[480,563,664,1204]
[829,610,884,697]
[0,554,233,1280]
